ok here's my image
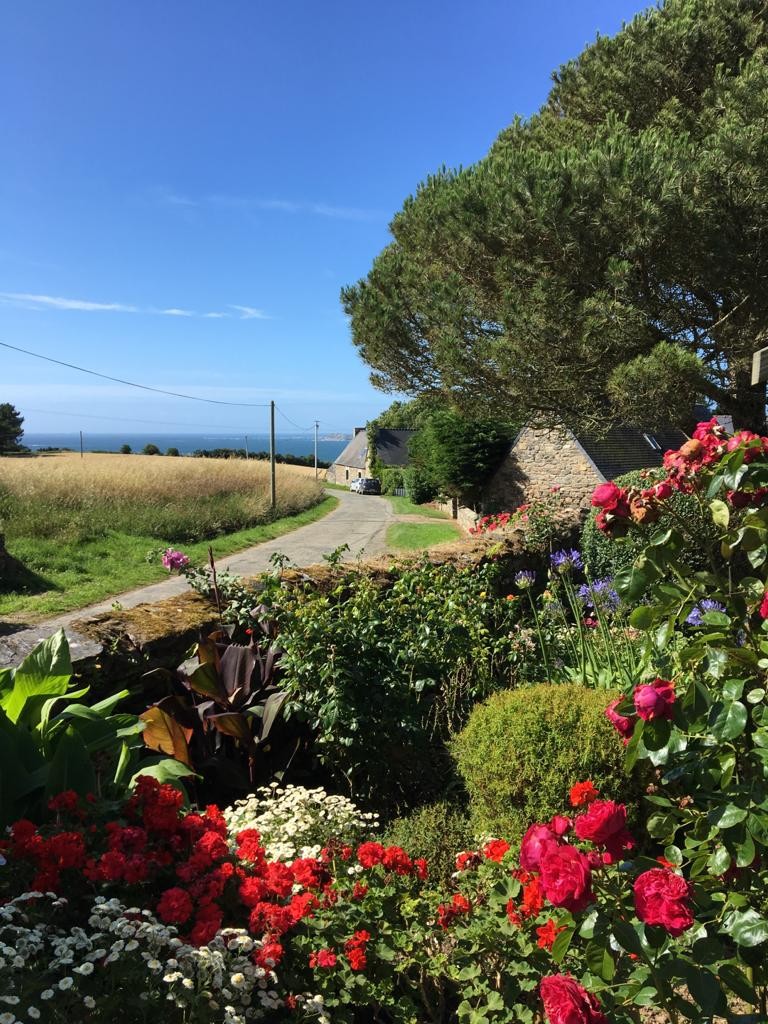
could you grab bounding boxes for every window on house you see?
[345,469,349,480]
[358,471,362,478]
[642,433,662,451]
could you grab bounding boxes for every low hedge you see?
[580,469,717,581]
[452,683,635,845]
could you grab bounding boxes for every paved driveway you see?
[0,490,394,665]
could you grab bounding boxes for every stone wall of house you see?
[327,462,365,485]
[482,427,604,521]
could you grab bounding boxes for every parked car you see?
[350,477,381,494]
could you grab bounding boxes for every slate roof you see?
[375,429,415,467]
[331,428,415,470]
[574,424,689,481]
[332,430,368,470]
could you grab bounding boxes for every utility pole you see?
[269,401,276,510]
[244,435,249,460]
[314,421,319,479]
[79,430,84,460]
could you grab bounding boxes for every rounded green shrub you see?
[383,800,475,887]
[580,469,717,581]
[452,683,632,845]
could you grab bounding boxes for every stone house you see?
[326,427,415,486]
[481,423,690,521]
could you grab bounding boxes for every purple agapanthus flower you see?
[550,549,584,574]
[577,578,620,613]
[162,548,190,572]
[686,599,726,626]
[515,570,536,589]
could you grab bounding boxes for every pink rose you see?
[540,975,608,1024]
[605,698,634,742]
[591,482,622,510]
[653,480,674,500]
[519,823,559,872]
[633,678,675,721]
[633,868,694,936]
[760,591,768,620]
[549,815,572,837]
[540,845,593,913]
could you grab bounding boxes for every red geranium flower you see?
[569,781,598,807]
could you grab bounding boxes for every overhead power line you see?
[0,340,271,408]
[275,405,315,432]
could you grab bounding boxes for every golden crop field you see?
[0,452,325,543]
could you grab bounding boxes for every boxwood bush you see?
[452,683,633,845]
[383,800,475,887]
[580,468,716,581]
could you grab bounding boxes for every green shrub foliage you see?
[453,683,629,844]
[581,469,717,580]
[383,800,475,887]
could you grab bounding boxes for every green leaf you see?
[706,846,731,875]
[612,918,644,955]
[624,718,645,774]
[551,926,575,964]
[708,804,748,830]
[710,499,730,529]
[129,759,199,788]
[722,909,768,947]
[717,963,756,1003]
[629,605,656,630]
[711,700,748,741]
[44,726,96,800]
[684,965,725,1017]
[3,629,73,724]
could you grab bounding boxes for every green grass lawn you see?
[386,521,461,551]
[386,495,450,518]
[0,496,338,623]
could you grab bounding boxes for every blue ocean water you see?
[23,432,348,462]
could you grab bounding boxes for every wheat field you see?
[0,452,325,543]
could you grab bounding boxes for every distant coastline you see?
[22,432,349,461]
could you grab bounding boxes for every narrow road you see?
[0,490,394,666]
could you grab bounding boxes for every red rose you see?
[569,781,598,807]
[483,838,511,862]
[634,678,675,721]
[605,699,633,742]
[591,482,622,510]
[549,815,572,837]
[540,975,608,1024]
[574,800,634,862]
[653,480,673,500]
[519,823,560,872]
[633,868,694,936]
[539,845,593,913]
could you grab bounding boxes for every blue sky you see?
[1,0,649,439]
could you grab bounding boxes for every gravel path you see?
[0,490,394,666]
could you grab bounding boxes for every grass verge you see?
[386,521,461,551]
[0,496,338,623]
[386,495,449,519]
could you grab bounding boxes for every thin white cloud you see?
[229,304,270,320]
[165,192,384,222]
[0,291,137,312]
[0,291,268,321]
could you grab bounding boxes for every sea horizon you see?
[22,431,349,461]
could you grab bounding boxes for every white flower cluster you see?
[224,784,378,862]
[0,893,281,1023]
